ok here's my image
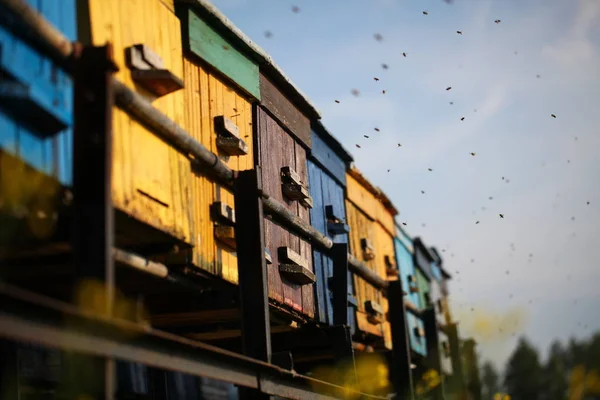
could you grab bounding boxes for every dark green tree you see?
[504,337,543,400]
[480,361,500,400]
[541,340,568,400]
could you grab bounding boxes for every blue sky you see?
[208,0,600,369]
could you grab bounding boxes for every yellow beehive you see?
[84,0,192,245]
[346,167,397,349]
[181,58,254,284]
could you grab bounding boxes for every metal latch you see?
[214,116,249,156]
[278,247,315,285]
[265,248,273,265]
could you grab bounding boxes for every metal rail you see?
[0,283,387,400]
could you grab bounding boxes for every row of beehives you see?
[0,0,458,385]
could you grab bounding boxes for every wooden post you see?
[71,44,117,400]
[423,307,445,400]
[388,279,415,399]
[0,340,19,399]
[330,243,357,386]
[447,323,466,399]
[332,243,349,327]
[234,169,271,400]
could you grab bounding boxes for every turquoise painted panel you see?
[407,311,427,357]
[184,9,260,100]
[394,236,421,309]
[0,0,75,185]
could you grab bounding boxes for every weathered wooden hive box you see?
[346,167,394,347]
[0,0,76,249]
[255,70,320,319]
[394,225,427,358]
[374,189,399,349]
[84,0,192,248]
[307,120,355,327]
[175,0,259,284]
[413,237,434,310]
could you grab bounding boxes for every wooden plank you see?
[309,129,347,186]
[294,141,314,317]
[346,172,378,220]
[356,311,384,338]
[307,161,328,324]
[259,74,310,148]
[151,308,240,327]
[183,8,260,100]
[182,56,253,283]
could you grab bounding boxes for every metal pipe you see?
[113,248,169,278]
[112,81,235,184]
[261,194,333,250]
[0,0,74,61]
[347,253,389,292]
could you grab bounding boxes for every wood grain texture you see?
[182,8,260,100]
[309,129,346,186]
[307,157,354,329]
[255,106,314,318]
[87,0,191,243]
[259,74,311,149]
[346,172,378,220]
[182,55,254,284]
[0,0,76,186]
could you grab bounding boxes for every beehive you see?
[255,72,317,318]
[346,167,396,348]
[177,2,258,283]
[307,121,355,327]
[0,0,76,247]
[84,0,192,246]
[394,224,428,357]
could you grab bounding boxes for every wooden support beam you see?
[388,279,415,400]
[423,307,445,400]
[332,243,350,327]
[72,44,118,400]
[447,322,467,399]
[234,169,271,400]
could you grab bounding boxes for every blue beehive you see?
[307,120,356,328]
[394,224,427,357]
[0,0,75,184]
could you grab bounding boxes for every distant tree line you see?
[480,332,600,400]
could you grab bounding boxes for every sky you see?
[207,0,600,370]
